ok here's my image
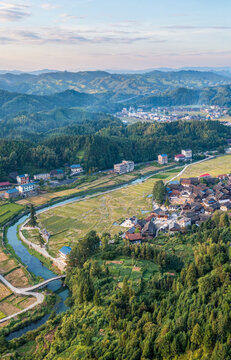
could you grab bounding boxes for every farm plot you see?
[37,169,180,256]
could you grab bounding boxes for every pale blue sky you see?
[0,0,231,70]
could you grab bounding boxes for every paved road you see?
[0,274,65,323]
[165,156,214,185]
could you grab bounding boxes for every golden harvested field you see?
[178,155,231,179]
[5,268,30,288]
[0,282,12,301]
[37,169,179,256]
[16,162,172,207]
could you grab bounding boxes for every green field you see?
[179,155,231,179]
[0,203,24,226]
[37,169,179,256]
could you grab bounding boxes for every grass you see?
[178,155,231,179]
[0,203,24,226]
[0,311,5,319]
[37,169,180,255]
[16,162,176,207]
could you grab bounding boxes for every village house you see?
[59,246,72,260]
[121,216,138,227]
[114,160,134,175]
[17,183,37,196]
[34,173,51,181]
[174,154,185,162]
[220,202,231,211]
[4,188,20,200]
[50,169,64,180]
[17,174,29,185]
[169,222,181,235]
[158,154,168,165]
[141,221,156,238]
[70,164,84,175]
[0,182,12,191]
[181,149,192,159]
[125,232,142,245]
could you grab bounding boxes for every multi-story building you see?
[17,183,36,195]
[158,154,168,165]
[181,149,192,159]
[114,160,135,175]
[34,173,51,181]
[16,174,29,185]
[70,164,84,174]
[0,182,12,191]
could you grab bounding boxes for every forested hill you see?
[4,210,231,359]
[0,69,229,96]
[130,85,231,108]
[0,120,230,179]
[0,89,100,119]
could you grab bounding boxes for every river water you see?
[5,173,156,340]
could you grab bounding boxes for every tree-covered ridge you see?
[0,120,229,179]
[0,70,229,96]
[6,212,231,359]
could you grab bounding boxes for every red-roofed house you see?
[125,232,142,244]
[174,154,185,162]
[199,173,211,179]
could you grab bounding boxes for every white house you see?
[70,164,83,174]
[34,173,50,181]
[17,183,36,195]
[120,216,138,228]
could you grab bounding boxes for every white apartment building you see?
[34,173,51,181]
[181,149,192,159]
[114,160,135,175]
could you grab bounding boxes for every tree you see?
[152,180,167,205]
[38,233,45,247]
[29,204,37,227]
[191,323,203,346]
[219,213,230,228]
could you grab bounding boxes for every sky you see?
[0,0,231,71]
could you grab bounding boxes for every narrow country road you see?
[0,274,65,323]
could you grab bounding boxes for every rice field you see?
[179,155,231,179]
[37,169,180,255]
[0,203,24,226]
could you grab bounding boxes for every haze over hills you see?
[0,70,230,96]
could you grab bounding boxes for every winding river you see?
[5,165,182,340]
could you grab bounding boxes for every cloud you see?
[59,13,85,22]
[40,3,59,10]
[0,1,30,22]
[164,25,231,31]
[0,26,167,45]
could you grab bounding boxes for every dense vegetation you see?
[0,70,229,96]
[3,211,231,359]
[0,120,229,179]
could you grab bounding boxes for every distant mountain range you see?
[0,69,230,96]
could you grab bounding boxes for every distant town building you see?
[4,188,19,200]
[34,173,51,181]
[17,183,36,195]
[70,164,83,175]
[59,246,72,260]
[114,160,134,175]
[174,154,185,162]
[181,149,192,159]
[0,182,12,191]
[17,174,29,185]
[158,154,168,165]
[50,169,64,180]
